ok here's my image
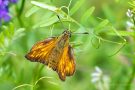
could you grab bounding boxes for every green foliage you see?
[0,23,25,55]
[0,0,135,90]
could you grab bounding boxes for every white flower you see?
[91,66,102,83]
[126,21,134,28]
[91,66,110,90]
[126,9,133,18]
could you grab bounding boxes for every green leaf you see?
[129,1,135,7]
[32,15,58,28]
[40,16,58,27]
[13,28,25,40]
[31,1,59,13]
[81,6,95,23]
[102,5,115,22]
[91,37,101,49]
[94,19,109,33]
[70,0,85,16]
[25,6,40,17]
[107,31,135,37]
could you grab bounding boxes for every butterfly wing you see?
[25,37,57,65]
[57,45,76,81]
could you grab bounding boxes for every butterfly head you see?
[62,30,71,38]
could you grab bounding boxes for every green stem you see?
[19,0,25,16]
[17,16,23,26]
[32,64,44,90]
[125,64,135,90]
[17,0,25,26]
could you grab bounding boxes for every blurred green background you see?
[0,0,135,90]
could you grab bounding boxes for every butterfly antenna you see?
[57,15,66,30]
[73,32,89,35]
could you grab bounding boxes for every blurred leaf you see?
[81,6,95,24]
[30,1,84,28]
[94,19,109,33]
[31,1,59,13]
[70,0,85,16]
[40,16,58,27]
[0,23,25,54]
[25,6,40,17]
[13,28,25,40]
[129,1,135,8]
[91,37,101,49]
[102,5,115,22]
[107,31,135,37]
[32,15,58,28]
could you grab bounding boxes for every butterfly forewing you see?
[25,37,57,65]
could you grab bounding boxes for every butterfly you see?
[25,30,75,81]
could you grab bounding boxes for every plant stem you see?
[17,16,23,26]
[17,0,25,26]
[19,0,25,16]
[125,65,135,90]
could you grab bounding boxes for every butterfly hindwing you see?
[57,45,76,81]
[25,37,57,65]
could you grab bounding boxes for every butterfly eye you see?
[62,30,67,35]
[69,34,71,37]
[64,31,67,34]
[62,30,71,38]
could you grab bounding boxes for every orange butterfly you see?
[25,30,75,81]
